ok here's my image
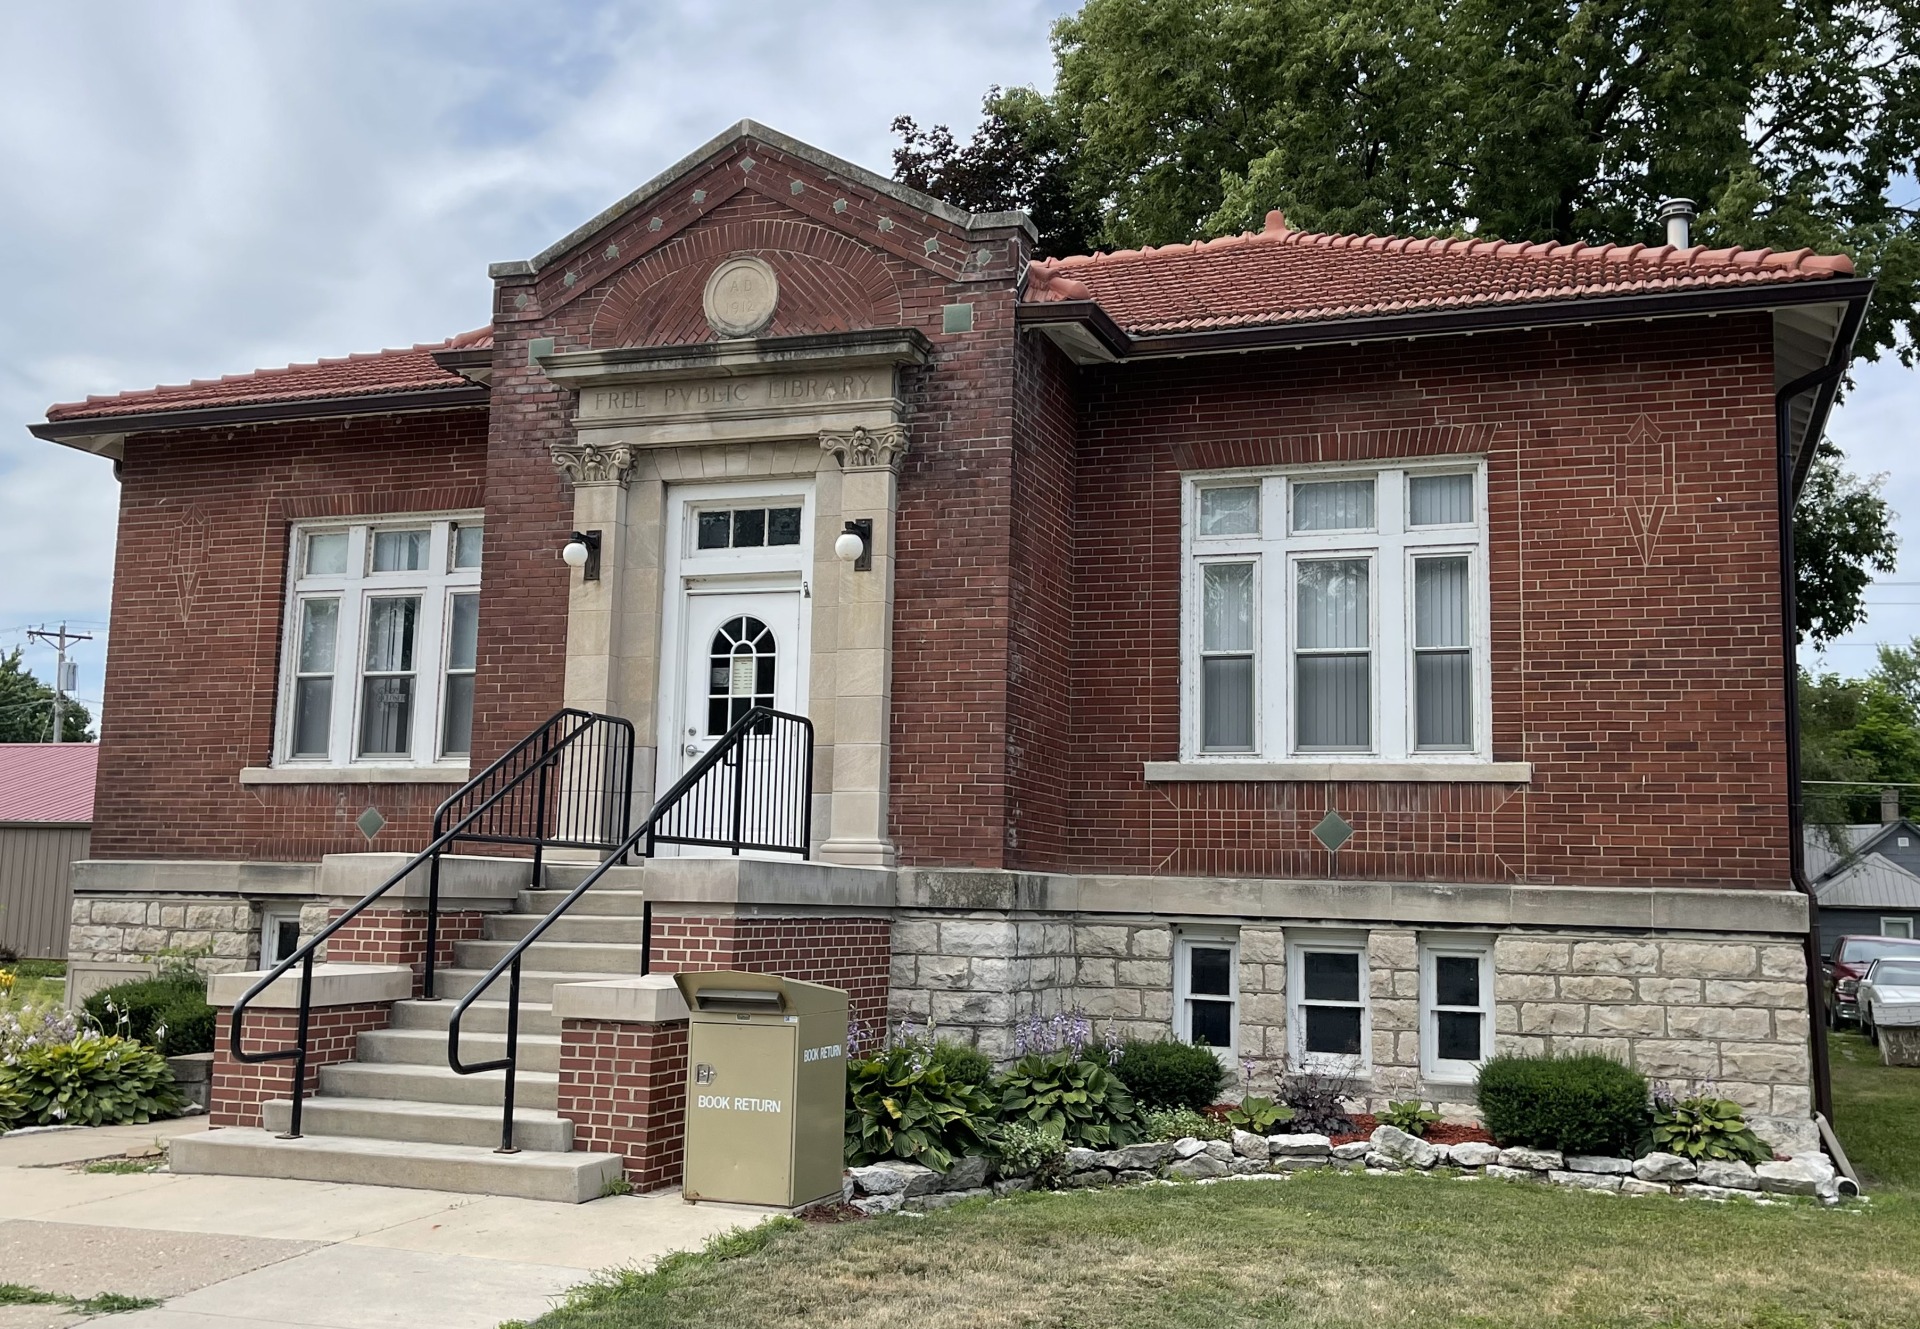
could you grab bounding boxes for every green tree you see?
[1794,443,1899,645]
[1799,668,1920,826]
[0,649,93,743]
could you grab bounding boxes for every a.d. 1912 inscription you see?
[582,371,886,420]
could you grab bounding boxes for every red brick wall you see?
[93,410,489,860]
[321,907,485,996]
[648,915,890,1026]
[1054,315,1788,889]
[556,1018,688,1190]
[210,1002,392,1127]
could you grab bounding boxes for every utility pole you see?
[26,623,91,744]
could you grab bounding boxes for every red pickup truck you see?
[1824,934,1920,1027]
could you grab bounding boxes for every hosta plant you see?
[1379,1100,1443,1138]
[1224,1095,1294,1134]
[999,1049,1143,1149]
[0,1031,187,1127]
[1142,1105,1231,1143]
[1652,1093,1771,1164]
[994,1119,1069,1186]
[845,1037,997,1173]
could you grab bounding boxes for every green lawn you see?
[517,1037,1920,1329]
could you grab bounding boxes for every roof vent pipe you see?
[1657,197,1696,248]
[1883,786,1901,825]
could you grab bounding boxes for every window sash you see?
[1289,939,1369,1070]
[1420,943,1493,1079]
[1175,936,1239,1055]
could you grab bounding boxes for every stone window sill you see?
[1144,760,1532,784]
[239,765,471,786]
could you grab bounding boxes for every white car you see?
[1857,956,1920,1043]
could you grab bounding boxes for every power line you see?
[25,624,91,745]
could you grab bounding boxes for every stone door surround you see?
[541,326,933,868]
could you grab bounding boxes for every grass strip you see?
[0,1282,162,1314]
[504,1219,803,1329]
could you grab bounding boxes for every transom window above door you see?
[1183,463,1489,764]
[695,505,803,551]
[278,517,481,769]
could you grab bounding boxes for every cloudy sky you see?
[1,1,1914,734]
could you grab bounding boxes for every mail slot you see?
[674,970,848,1208]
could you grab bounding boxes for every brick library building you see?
[32,121,1867,1195]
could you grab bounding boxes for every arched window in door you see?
[708,615,776,734]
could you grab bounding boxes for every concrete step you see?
[260,1096,574,1152]
[452,938,646,974]
[359,1027,563,1074]
[484,913,650,944]
[516,886,649,916]
[538,862,646,894]
[390,998,562,1038]
[319,1060,559,1110]
[171,1128,624,1204]
[432,967,634,1003]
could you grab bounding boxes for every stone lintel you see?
[315,853,532,911]
[551,974,690,1025]
[638,856,895,910]
[207,963,413,1009]
[541,328,933,389]
[71,859,320,899]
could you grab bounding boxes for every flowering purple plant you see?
[1011,1010,1122,1065]
[0,1005,81,1065]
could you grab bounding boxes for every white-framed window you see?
[260,906,303,967]
[1419,936,1494,1081]
[1287,933,1370,1071]
[1174,930,1239,1055]
[277,516,482,768]
[1182,462,1489,762]
[1883,917,1915,939]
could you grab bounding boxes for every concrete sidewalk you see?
[0,1120,772,1328]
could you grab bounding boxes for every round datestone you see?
[702,256,779,338]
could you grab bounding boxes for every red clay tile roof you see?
[0,744,96,823]
[45,327,492,423]
[1025,211,1858,335]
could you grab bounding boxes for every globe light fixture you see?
[835,519,873,571]
[560,529,601,580]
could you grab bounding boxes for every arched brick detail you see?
[589,215,903,348]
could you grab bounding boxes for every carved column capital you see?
[819,424,910,473]
[550,441,636,488]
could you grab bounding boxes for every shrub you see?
[1476,1054,1650,1156]
[1379,1100,1442,1137]
[0,1031,187,1127]
[84,975,215,1057]
[1224,1095,1294,1133]
[1280,1069,1357,1136]
[998,1050,1143,1149]
[929,1039,994,1087]
[1142,1105,1231,1143]
[1112,1038,1227,1111]
[994,1120,1069,1185]
[1651,1092,1771,1164]
[845,1038,997,1173]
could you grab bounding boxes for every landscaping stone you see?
[1363,1151,1404,1171]
[1427,1144,1453,1165]
[1229,1157,1265,1175]
[1062,1169,1113,1188]
[851,1193,902,1215]
[1497,1147,1564,1172]
[1096,1142,1173,1171]
[1268,1133,1333,1157]
[1484,1165,1541,1181]
[1684,1184,1747,1201]
[1167,1153,1229,1180]
[1749,1114,1820,1158]
[850,1161,939,1197]
[1696,1160,1760,1191]
[1449,1142,1500,1168]
[906,1187,992,1212]
[1202,1140,1235,1163]
[1116,1169,1156,1184]
[1065,1148,1101,1172]
[1631,1153,1698,1183]
[1549,1170,1623,1192]
[992,1177,1034,1198]
[1231,1129,1270,1160]
[942,1155,991,1192]
[1172,1137,1209,1160]
[1620,1178,1671,1196]
[1370,1125,1438,1169]
[1565,1155,1633,1174]
[1331,1141,1372,1161]
[1272,1156,1328,1172]
[1755,1159,1822,1196]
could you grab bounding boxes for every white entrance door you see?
[676,586,803,770]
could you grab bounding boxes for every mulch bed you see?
[802,1201,869,1223]
[1203,1106,1495,1148]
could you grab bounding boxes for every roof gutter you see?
[29,384,492,457]
[1775,306,1865,1123]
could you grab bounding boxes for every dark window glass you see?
[733,508,766,547]
[756,656,776,693]
[1435,955,1480,1008]
[708,699,729,734]
[1437,1011,1482,1062]
[1303,951,1359,1002]
[1190,999,1233,1047]
[1304,1005,1363,1055]
[1188,946,1232,997]
[273,918,301,965]
[698,512,731,549]
[767,507,801,545]
[440,675,474,757]
[358,677,414,756]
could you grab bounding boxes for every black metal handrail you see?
[446,706,812,1152]
[227,709,635,1140]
